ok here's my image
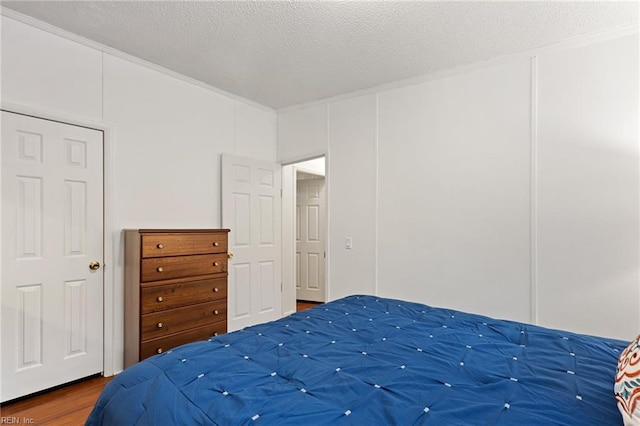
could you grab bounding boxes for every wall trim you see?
[374,93,380,297]
[0,7,275,114]
[325,104,331,302]
[1,101,117,377]
[529,57,539,326]
[279,151,328,167]
[280,164,296,317]
[277,25,639,114]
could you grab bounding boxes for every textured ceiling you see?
[2,1,638,109]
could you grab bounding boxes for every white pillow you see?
[615,335,640,425]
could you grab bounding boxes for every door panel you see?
[296,178,326,302]
[221,154,282,331]
[1,111,104,402]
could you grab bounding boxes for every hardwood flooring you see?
[0,375,111,425]
[296,300,321,311]
[0,301,323,424]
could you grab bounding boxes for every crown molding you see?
[277,24,639,113]
[1,7,275,113]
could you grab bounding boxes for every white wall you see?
[1,16,102,120]
[536,34,639,338]
[328,95,378,300]
[377,59,532,323]
[1,16,277,373]
[277,31,639,341]
[296,157,325,176]
[277,104,327,164]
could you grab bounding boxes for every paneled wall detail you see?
[278,33,638,340]
[2,15,277,374]
[17,284,43,370]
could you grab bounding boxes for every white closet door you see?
[296,178,326,302]
[1,111,104,402]
[221,154,282,331]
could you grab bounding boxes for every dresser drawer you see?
[142,233,228,258]
[141,253,227,282]
[141,321,227,360]
[141,278,227,314]
[141,300,227,340]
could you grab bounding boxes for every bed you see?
[87,295,628,425]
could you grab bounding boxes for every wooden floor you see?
[296,299,321,311]
[0,375,112,425]
[0,300,322,424]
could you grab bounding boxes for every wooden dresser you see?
[124,229,230,368]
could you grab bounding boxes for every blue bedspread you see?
[87,295,627,425]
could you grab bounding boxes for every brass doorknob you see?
[227,252,234,259]
[89,261,101,270]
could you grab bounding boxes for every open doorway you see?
[282,156,327,314]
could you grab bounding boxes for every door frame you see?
[281,153,329,316]
[1,101,116,377]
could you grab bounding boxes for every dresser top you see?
[126,229,230,234]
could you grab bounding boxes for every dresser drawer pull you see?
[213,287,219,293]
[213,332,219,337]
[213,242,220,247]
[213,261,219,267]
[157,348,163,354]
[213,310,219,315]
[157,243,164,249]
[157,296,163,302]
[156,267,163,273]
[157,322,163,328]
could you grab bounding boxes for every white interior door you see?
[296,177,326,302]
[221,154,282,331]
[1,111,104,402]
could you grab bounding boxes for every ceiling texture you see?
[2,1,638,109]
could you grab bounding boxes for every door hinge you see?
[281,282,283,292]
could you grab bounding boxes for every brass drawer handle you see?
[214,310,219,315]
[156,267,163,272]
[157,243,164,249]
[213,287,219,293]
[213,261,219,267]
[157,348,163,354]
[213,242,220,247]
[213,332,219,337]
[157,322,163,328]
[157,296,163,302]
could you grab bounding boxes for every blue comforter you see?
[87,295,626,425]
